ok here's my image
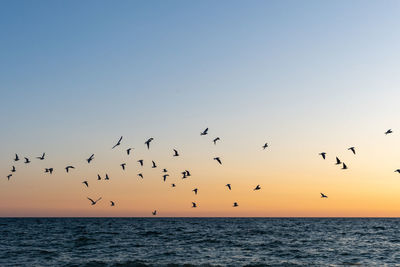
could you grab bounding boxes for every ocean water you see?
[0,218,399,266]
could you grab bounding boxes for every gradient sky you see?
[1,1,400,217]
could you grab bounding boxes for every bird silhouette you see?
[335,157,341,165]
[105,174,110,180]
[7,174,12,180]
[145,138,154,149]
[163,174,169,182]
[171,183,176,187]
[185,170,191,177]
[319,152,326,160]
[65,166,75,173]
[24,157,30,164]
[162,168,168,173]
[112,136,123,149]
[233,202,239,207]
[45,168,54,174]
[138,173,143,179]
[226,184,231,190]
[110,201,115,206]
[193,188,198,195]
[87,197,102,205]
[97,174,101,180]
[213,137,220,145]
[395,169,400,174]
[11,166,16,173]
[182,171,187,179]
[173,149,179,157]
[214,157,222,165]
[192,202,197,208]
[152,210,157,215]
[385,129,393,135]
[348,147,356,155]
[342,163,348,170]
[36,153,45,160]
[138,160,144,166]
[320,193,328,198]
[200,128,208,136]
[263,143,268,150]
[14,154,19,162]
[254,185,261,191]
[126,148,133,155]
[82,181,89,187]
[152,161,157,168]
[87,154,94,163]
[121,163,126,170]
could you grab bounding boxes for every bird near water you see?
[233,202,239,207]
[192,202,197,208]
[87,197,102,205]
[110,201,115,207]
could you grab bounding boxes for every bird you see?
[138,173,143,179]
[319,152,326,160]
[192,202,197,208]
[36,153,45,160]
[395,169,400,174]
[254,185,261,191]
[7,174,12,180]
[226,184,231,190]
[320,193,328,198]
[14,154,19,162]
[105,174,110,180]
[342,163,348,170]
[145,138,154,149]
[110,201,115,207]
[335,157,341,165]
[152,161,157,168]
[126,148,133,155]
[233,202,239,207]
[173,149,179,157]
[97,174,101,180]
[87,154,94,163]
[214,157,222,165]
[163,174,169,182]
[82,181,88,187]
[171,183,176,187]
[152,210,157,215]
[213,137,220,145]
[87,197,102,205]
[162,168,168,173]
[348,147,356,155]
[11,166,16,173]
[182,172,187,179]
[200,128,208,136]
[385,129,393,135]
[185,170,191,177]
[138,160,144,166]
[193,188,198,195]
[121,163,126,170]
[45,168,54,174]
[112,136,123,149]
[24,157,30,164]
[65,166,75,173]
[262,143,268,150]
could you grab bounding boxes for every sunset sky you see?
[1,1,400,217]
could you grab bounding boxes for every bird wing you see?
[95,197,102,203]
[87,197,95,204]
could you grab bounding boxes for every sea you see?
[0,218,399,266]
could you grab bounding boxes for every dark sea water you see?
[0,218,399,266]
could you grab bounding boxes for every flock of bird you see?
[5,128,264,215]
[5,128,396,214]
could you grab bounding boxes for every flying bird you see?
[192,202,197,208]
[385,129,393,135]
[262,143,268,150]
[11,166,16,173]
[214,157,222,165]
[319,152,326,160]
[152,161,157,168]
[97,174,101,180]
[7,174,12,180]
[121,163,126,170]
[152,210,157,215]
[14,154,19,162]
[395,169,400,174]
[24,157,30,164]
[213,137,220,145]
[233,202,239,207]
[45,168,54,174]
[87,197,102,205]
[182,172,187,179]
[335,157,341,165]
[162,168,168,173]
[82,181,88,187]
[105,174,110,180]
[65,166,75,173]
[138,160,144,166]
[110,201,115,207]
[226,184,231,190]
[138,173,143,179]
[173,149,179,157]
[87,154,94,163]
[254,185,261,191]
[126,148,133,155]
[342,163,348,170]
[200,128,208,136]
[112,136,123,149]
[193,188,198,195]
[171,183,176,187]
[163,174,169,182]
[348,147,356,155]
[36,153,45,160]
[320,193,328,198]
[185,170,191,177]
[145,138,154,149]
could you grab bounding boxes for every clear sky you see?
[1,1,400,217]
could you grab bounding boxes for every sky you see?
[1,0,400,217]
